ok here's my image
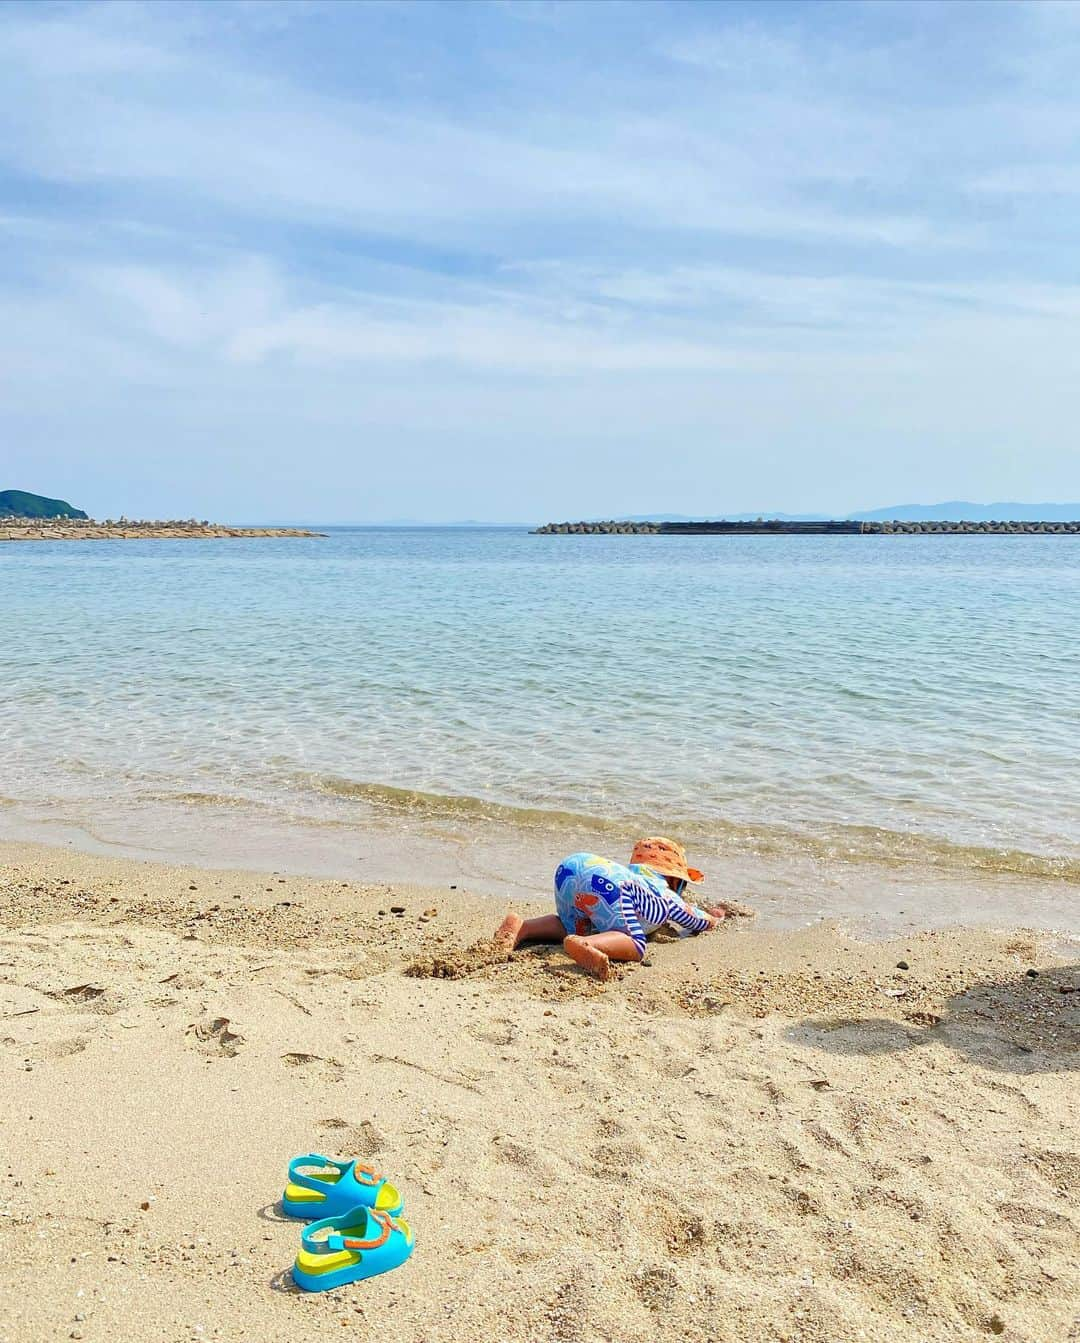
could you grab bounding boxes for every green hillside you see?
[0,490,89,520]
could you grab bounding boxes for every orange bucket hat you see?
[629,836,704,884]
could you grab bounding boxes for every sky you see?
[3,0,1080,523]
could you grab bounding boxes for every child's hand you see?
[709,899,756,920]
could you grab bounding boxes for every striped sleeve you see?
[663,895,712,934]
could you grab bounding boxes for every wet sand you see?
[1,796,1075,940]
[0,840,1076,1343]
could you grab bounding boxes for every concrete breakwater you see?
[0,519,325,541]
[534,518,1080,535]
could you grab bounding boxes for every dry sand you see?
[0,840,1076,1343]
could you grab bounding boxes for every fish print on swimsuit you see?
[553,852,712,954]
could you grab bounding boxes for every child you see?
[495,836,731,982]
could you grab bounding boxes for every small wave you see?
[296,774,1080,883]
[754,822,1080,883]
[301,774,631,833]
[6,775,1077,883]
[148,790,262,809]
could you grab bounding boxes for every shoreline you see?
[0,838,1076,1342]
[1,793,1077,943]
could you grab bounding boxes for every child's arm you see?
[663,893,717,934]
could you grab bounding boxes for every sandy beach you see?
[1,840,1076,1343]
[8,4,1080,1342]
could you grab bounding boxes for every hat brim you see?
[649,863,704,885]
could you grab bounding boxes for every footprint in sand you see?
[314,1117,384,1157]
[7,1036,88,1064]
[280,1052,344,1082]
[465,1020,517,1046]
[631,1264,679,1310]
[636,1199,713,1256]
[1025,1148,1080,1195]
[492,1137,559,1184]
[802,1118,851,1156]
[159,971,206,991]
[589,1136,646,1181]
[187,1016,245,1058]
[972,1073,1042,1116]
[45,984,124,1016]
[996,1200,1075,1233]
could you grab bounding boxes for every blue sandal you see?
[281,1154,403,1221]
[292,1206,414,1292]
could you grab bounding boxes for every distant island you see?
[0,491,324,541]
[601,501,1080,524]
[854,500,1080,523]
[0,489,88,520]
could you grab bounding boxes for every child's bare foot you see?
[563,935,612,982]
[494,912,524,949]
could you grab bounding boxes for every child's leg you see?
[494,912,566,949]
[563,930,642,982]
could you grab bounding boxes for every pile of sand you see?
[0,842,1076,1342]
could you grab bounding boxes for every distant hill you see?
[612,512,829,523]
[0,490,88,520]
[610,502,1080,523]
[850,501,1080,522]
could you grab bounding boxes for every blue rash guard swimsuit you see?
[553,852,712,958]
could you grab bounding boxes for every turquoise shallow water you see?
[3,528,1078,872]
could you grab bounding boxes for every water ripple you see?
[2,529,1078,862]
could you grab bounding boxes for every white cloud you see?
[11,246,1080,392]
[0,3,960,250]
[2,1,1080,517]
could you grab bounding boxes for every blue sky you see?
[3,0,1080,522]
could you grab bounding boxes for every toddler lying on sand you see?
[495,837,739,982]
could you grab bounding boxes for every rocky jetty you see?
[534,518,1080,536]
[0,517,325,542]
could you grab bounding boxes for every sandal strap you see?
[287,1154,349,1193]
[338,1210,396,1251]
[288,1155,384,1192]
[350,1162,382,1187]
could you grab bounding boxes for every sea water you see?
[2,529,1078,915]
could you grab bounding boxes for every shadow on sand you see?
[786,963,1078,1075]
[256,1201,296,1224]
[267,1267,303,1295]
